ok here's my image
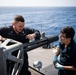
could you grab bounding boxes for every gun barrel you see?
[24,35,59,52]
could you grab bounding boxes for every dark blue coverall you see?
[58,40,76,75]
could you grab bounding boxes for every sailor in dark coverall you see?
[53,26,76,75]
[0,15,40,75]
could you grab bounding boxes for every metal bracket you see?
[0,39,23,75]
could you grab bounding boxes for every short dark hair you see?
[60,26,75,40]
[14,15,25,22]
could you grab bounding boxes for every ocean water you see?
[0,7,76,42]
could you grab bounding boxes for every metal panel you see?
[0,39,23,75]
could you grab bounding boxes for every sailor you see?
[0,15,41,75]
[53,26,76,75]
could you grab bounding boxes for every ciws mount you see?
[0,35,58,75]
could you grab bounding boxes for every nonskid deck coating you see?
[28,47,58,75]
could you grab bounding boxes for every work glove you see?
[53,56,58,65]
[55,62,64,70]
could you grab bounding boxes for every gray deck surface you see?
[28,47,58,75]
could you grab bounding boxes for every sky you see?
[0,0,76,7]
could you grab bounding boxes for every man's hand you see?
[55,62,64,70]
[0,35,6,40]
[26,33,36,40]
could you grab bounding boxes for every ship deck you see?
[28,47,58,75]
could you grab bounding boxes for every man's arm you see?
[55,62,76,70]
[55,47,60,56]
[0,35,6,40]
[26,33,36,40]
[25,28,41,40]
[63,66,76,70]
[53,46,60,65]
[32,29,41,40]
